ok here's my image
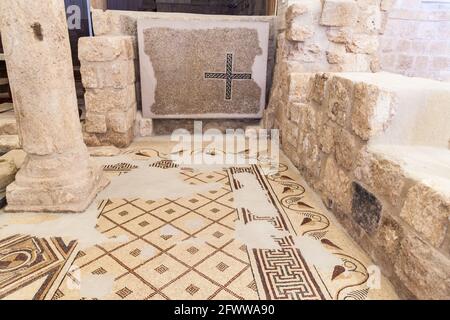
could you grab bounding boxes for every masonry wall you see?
[379,0,450,81]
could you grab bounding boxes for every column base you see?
[5,163,110,213]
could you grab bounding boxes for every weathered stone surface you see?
[346,34,379,54]
[334,128,359,171]
[78,36,135,62]
[297,104,320,177]
[318,117,337,154]
[0,158,17,191]
[0,135,20,154]
[288,73,313,103]
[0,0,108,212]
[139,19,269,119]
[134,111,154,137]
[88,146,121,157]
[373,212,404,266]
[0,150,26,169]
[108,108,136,134]
[394,234,450,300]
[0,116,18,135]
[326,27,352,43]
[327,75,354,126]
[81,60,135,89]
[326,44,346,65]
[85,113,107,134]
[286,24,314,42]
[400,183,450,248]
[320,156,352,213]
[310,73,329,104]
[84,86,136,113]
[352,182,382,234]
[351,82,396,140]
[354,150,406,206]
[285,4,308,23]
[320,0,358,27]
[83,126,134,149]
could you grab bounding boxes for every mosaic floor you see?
[0,138,399,300]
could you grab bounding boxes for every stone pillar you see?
[0,0,109,212]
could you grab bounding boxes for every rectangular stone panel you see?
[137,19,269,119]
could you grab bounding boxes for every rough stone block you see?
[394,234,450,300]
[354,150,406,206]
[0,158,17,191]
[351,82,396,140]
[400,183,450,248]
[0,135,20,154]
[285,4,308,23]
[320,156,352,213]
[0,117,18,136]
[134,111,154,137]
[327,75,354,126]
[334,128,359,171]
[84,85,136,113]
[85,113,107,134]
[320,0,358,27]
[108,107,136,134]
[288,73,314,103]
[81,60,136,89]
[352,182,382,234]
[286,23,314,42]
[310,73,329,104]
[326,27,352,43]
[346,34,379,54]
[78,36,135,62]
[318,117,337,154]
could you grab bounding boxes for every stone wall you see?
[79,36,137,147]
[264,0,390,129]
[266,71,450,299]
[379,0,450,81]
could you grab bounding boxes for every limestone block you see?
[346,34,379,54]
[351,82,396,140]
[334,128,359,171]
[85,113,107,134]
[285,120,299,146]
[78,36,135,62]
[310,73,330,104]
[297,129,321,178]
[84,85,136,113]
[326,44,346,65]
[84,127,134,148]
[373,212,404,266]
[81,60,135,89]
[320,0,358,27]
[285,4,308,23]
[286,24,314,42]
[282,142,300,167]
[342,53,372,72]
[91,9,112,36]
[394,234,450,300]
[318,117,337,154]
[400,183,450,248]
[320,156,353,213]
[326,27,352,43]
[354,150,406,207]
[288,73,314,103]
[134,111,154,137]
[327,75,354,126]
[108,107,136,134]
[0,158,17,191]
[0,117,18,135]
[0,135,20,154]
[288,102,304,124]
[0,150,26,169]
[355,2,382,34]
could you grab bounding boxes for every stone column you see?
[0,0,109,212]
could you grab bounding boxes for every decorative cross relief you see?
[204,53,253,101]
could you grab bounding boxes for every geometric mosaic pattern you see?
[0,140,399,300]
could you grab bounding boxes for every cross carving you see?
[204,53,252,101]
